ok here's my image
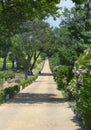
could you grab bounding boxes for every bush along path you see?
[0,59,81,130]
[66,48,91,130]
[52,48,91,130]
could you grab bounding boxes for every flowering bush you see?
[70,48,91,130]
[66,78,77,100]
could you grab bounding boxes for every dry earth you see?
[0,59,82,130]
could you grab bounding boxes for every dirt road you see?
[0,59,81,130]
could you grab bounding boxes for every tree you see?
[60,4,91,45]
[11,20,55,79]
[52,0,91,66]
[0,0,61,72]
[0,0,61,37]
[0,0,60,18]
[0,36,12,70]
[72,0,87,4]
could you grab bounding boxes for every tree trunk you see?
[2,56,7,70]
[2,48,9,70]
[12,60,15,70]
[24,69,28,80]
[1,0,5,9]
[16,60,20,70]
[30,51,41,71]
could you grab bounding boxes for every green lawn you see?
[0,57,13,69]
[0,58,3,62]
[0,63,13,69]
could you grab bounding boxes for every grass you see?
[0,57,15,69]
[0,58,3,62]
[0,56,42,70]
[0,62,17,69]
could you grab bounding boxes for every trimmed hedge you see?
[0,75,38,104]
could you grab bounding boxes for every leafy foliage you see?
[66,48,91,129]
[10,19,54,79]
[0,0,61,71]
[49,53,60,71]
[58,45,78,66]
[50,3,91,129]
[53,66,73,90]
[0,0,61,38]
[0,74,38,104]
[72,0,87,4]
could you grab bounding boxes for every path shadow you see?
[34,81,56,84]
[9,93,67,104]
[39,73,53,76]
[71,116,83,130]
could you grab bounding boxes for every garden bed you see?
[0,61,44,90]
[0,73,25,90]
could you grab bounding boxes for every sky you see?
[46,0,75,28]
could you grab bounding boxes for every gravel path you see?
[0,59,82,130]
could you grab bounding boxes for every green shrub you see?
[0,90,5,104]
[66,78,77,100]
[0,78,3,85]
[18,75,38,91]
[70,48,91,129]
[56,66,73,90]
[0,71,15,80]
[37,58,42,64]
[58,45,78,66]
[5,87,16,98]
[40,53,47,60]
[49,53,60,71]
[0,74,38,104]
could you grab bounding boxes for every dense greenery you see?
[0,0,59,79]
[49,53,60,71]
[55,66,73,90]
[0,0,91,129]
[10,19,56,79]
[49,1,91,130]
[65,48,91,130]
[0,19,57,79]
[0,0,60,77]
[0,0,61,39]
